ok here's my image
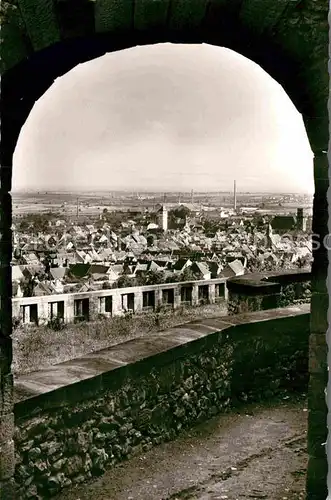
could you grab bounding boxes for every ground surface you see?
[55,395,307,500]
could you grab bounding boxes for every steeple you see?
[266,223,273,247]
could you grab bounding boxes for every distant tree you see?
[13,247,22,260]
[21,276,36,297]
[137,271,165,286]
[203,219,218,234]
[165,273,181,283]
[43,257,51,274]
[180,267,198,282]
[167,267,197,283]
[102,281,112,289]
[114,275,137,289]
[18,219,30,232]
[169,206,191,221]
[296,255,312,269]
[18,213,52,233]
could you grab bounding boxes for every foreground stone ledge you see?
[12,305,310,498]
[14,304,309,411]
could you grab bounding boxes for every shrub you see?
[48,316,65,331]
[12,317,21,330]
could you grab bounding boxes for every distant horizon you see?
[12,187,313,196]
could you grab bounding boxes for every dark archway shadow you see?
[0,9,328,500]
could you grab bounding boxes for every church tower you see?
[157,205,168,231]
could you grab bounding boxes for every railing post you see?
[208,283,215,304]
[174,284,181,309]
[134,290,142,313]
[192,283,199,306]
[156,288,163,309]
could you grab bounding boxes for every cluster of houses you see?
[11,207,312,299]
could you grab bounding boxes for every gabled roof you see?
[12,265,24,282]
[228,259,245,275]
[33,282,54,296]
[153,259,170,267]
[12,282,21,297]
[148,261,163,272]
[271,216,296,230]
[77,283,90,293]
[192,261,210,276]
[132,234,148,245]
[98,234,109,243]
[173,258,191,271]
[22,265,44,278]
[109,264,124,275]
[97,248,114,260]
[178,203,201,212]
[134,263,148,273]
[49,267,67,281]
[23,252,39,263]
[68,263,91,279]
[147,223,159,231]
[87,248,102,261]
[113,251,126,261]
[75,250,86,261]
[90,273,108,282]
[88,264,110,275]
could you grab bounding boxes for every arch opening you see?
[0,5,329,498]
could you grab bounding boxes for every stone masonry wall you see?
[14,311,309,499]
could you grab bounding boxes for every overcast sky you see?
[13,43,314,194]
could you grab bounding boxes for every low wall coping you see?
[12,277,228,305]
[13,303,310,419]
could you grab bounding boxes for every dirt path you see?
[55,395,307,500]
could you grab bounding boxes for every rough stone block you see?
[304,117,328,155]
[309,292,328,333]
[0,439,15,480]
[0,337,12,368]
[0,373,13,416]
[308,333,328,374]
[0,477,16,500]
[310,268,327,294]
[308,373,328,412]
[307,410,327,458]
[0,413,14,444]
[12,309,313,497]
[306,456,328,499]
[313,152,329,179]
[0,193,12,231]
[94,0,133,33]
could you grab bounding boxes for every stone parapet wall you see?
[14,306,309,498]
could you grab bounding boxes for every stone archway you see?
[0,1,329,498]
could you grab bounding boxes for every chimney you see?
[162,205,168,232]
[234,180,237,212]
